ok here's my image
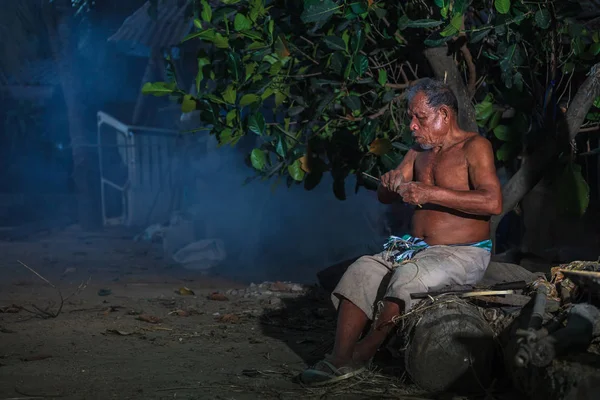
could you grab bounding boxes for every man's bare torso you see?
[410,135,491,245]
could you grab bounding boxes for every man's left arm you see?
[401,137,503,216]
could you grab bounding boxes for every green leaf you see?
[214,33,229,49]
[342,95,361,111]
[405,19,444,28]
[234,14,252,31]
[276,137,288,158]
[493,125,511,141]
[248,113,266,135]
[450,13,463,30]
[350,1,368,15]
[590,42,600,56]
[324,36,347,52]
[288,159,306,181]
[494,0,510,14]
[398,15,410,30]
[354,54,369,75]
[226,110,237,126]
[250,148,267,171]
[183,29,216,43]
[141,81,176,96]
[240,94,261,106]
[556,162,590,217]
[470,28,491,43]
[181,94,196,113]
[330,52,346,75]
[196,57,210,94]
[424,33,453,47]
[288,106,305,116]
[594,96,600,109]
[193,18,202,29]
[535,9,551,29]
[222,84,237,104]
[488,111,502,131]
[440,15,462,37]
[301,0,339,24]
[378,69,388,87]
[201,0,212,22]
[475,101,494,123]
[496,142,514,161]
[227,52,243,82]
[275,92,286,107]
[453,0,466,14]
[350,29,366,53]
[360,120,376,147]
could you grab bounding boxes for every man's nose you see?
[410,118,419,132]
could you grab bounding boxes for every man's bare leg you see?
[327,298,369,367]
[352,300,401,363]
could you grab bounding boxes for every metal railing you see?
[97,111,192,227]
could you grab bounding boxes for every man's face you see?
[407,91,448,149]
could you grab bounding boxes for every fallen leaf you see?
[0,305,20,313]
[105,329,133,336]
[20,354,52,362]
[208,293,229,301]
[169,309,189,317]
[177,287,195,296]
[218,314,240,323]
[97,288,112,296]
[137,314,162,324]
[100,305,122,316]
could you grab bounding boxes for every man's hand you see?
[381,169,405,192]
[396,182,433,206]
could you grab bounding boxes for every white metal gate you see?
[97,111,189,227]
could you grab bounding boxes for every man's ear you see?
[439,105,450,122]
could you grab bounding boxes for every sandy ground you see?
[0,226,424,400]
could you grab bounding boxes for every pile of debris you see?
[382,260,600,400]
[225,281,309,299]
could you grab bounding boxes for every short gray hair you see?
[406,78,459,115]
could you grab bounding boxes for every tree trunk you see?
[490,63,600,247]
[423,47,478,133]
[44,2,102,231]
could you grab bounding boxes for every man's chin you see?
[418,143,434,150]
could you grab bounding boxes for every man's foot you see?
[299,358,367,386]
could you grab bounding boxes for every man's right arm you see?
[377,149,417,204]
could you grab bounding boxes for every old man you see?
[301,78,503,385]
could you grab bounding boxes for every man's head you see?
[406,78,459,150]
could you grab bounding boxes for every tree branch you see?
[423,47,478,132]
[459,18,476,97]
[490,62,600,245]
[460,45,477,96]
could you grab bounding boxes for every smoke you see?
[1,2,392,284]
[161,121,389,283]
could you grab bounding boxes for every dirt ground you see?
[0,226,425,400]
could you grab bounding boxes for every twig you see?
[16,260,89,319]
[385,83,410,90]
[17,261,55,288]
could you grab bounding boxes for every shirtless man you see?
[300,78,503,385]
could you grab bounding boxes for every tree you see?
[142,0,600,244]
